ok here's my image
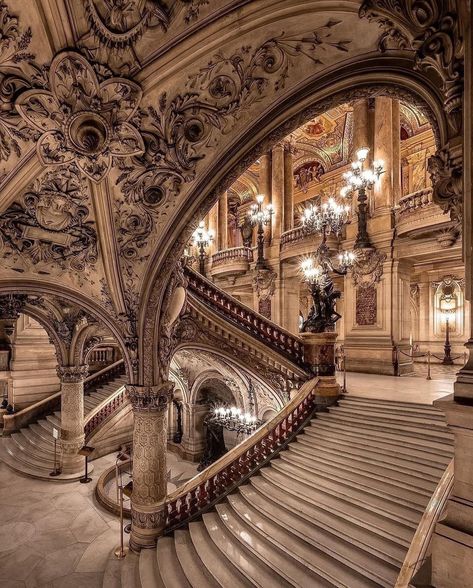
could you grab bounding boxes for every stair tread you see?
[157,537,191,588]
[189,521,253,588]
[139,548,162,588]
[174,530,221,588]
[229,490,397,587]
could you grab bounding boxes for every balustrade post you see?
[57,364,88,474]
[301,332,340,408]
[126,381,174,552]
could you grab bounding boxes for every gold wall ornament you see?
[15,51,144,183]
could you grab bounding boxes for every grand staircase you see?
[0,372,127,479]
[115,395,453,588]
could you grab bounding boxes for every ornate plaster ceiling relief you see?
[15,51,144,183]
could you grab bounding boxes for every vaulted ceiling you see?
[0,0,458,383]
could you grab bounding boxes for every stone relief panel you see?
[0,167,100,288]
[355,285,377,326]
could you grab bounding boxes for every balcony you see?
[396,188,450,239]
[280,227,337,261]
[210,247,253,277]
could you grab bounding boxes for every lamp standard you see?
[341,147,384,249]
[249,194,274,269]
[300,196,354,333]
[192,221,214,277]
[439,290,457,365]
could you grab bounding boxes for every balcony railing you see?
[280,226,307,247]
[185,266,305,367]
[211,247,253,266]
[398,188,432,215]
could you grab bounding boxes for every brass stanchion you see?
[114,483,129,559]
[342,346,347,394]
[427,350,432,381]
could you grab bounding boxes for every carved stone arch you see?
[169,366,189,404]
[71,323,108,366]
[140,61,451,385]
[0,280,133,378]
[20,303,69,367]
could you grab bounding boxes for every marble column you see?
[373,96,396,213]
[217,192,228,251]
[352,99,371,156]
[283,142,295,232]
[57,364,88,473]
[180,403,208,461]
[392,99,401,205]
[260,153,272,244]
[127,381,174,551]
[208,203,218,255]
[271,143,284,240]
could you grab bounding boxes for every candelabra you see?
[341,147,384,249]
[300,196,355,333]
[192,220,214,277]
[249,194,274,269]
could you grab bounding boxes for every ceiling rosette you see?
[15,51,144,183]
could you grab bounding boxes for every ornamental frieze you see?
[351,248,386,289]
[126,382,174,413]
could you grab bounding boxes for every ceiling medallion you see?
[15,51,144,183]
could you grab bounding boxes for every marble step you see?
[227,491,395,587]
[260,468,414,547]
[307,420,453,461]
[337,398,448,421]
[202,511,296,587]
[157,537,190,587]
[279,450,431,505]
[188,521,253,588]
[21,425,56,452]
[330,405,450,429]
[270,459,423,524]
[29,422,56,445]
[293,436,444,482]
[174,529,221,588]
[315,412,453,445]
[247,477,406,567]
[11,432,56,462]
[45,413,61,430]
[37,417,55,436]
[0,442,81,481]
[2,437,56,472]
[139,548,162,588]
[341,396,442,411]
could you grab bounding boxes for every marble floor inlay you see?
[0,449,198,587]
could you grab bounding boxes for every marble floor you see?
[337,370,454,404]
[0,449,198,588]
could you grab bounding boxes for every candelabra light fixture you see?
[439,287,458,366]
[249,194,274,269]
[301,197,350,239]
[192,220,214,277]
[210,405,262,435]
[341,147,384,249]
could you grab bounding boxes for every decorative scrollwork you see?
[116,21,352,262]
[126,382,174,413]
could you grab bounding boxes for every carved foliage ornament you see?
[0,167,98,271]
[359,0,463,134]
[351,247,386,289]
[15,51,144,182]
[116,20,352,261]
[57,364,89,383]
[0,293,27,319]
[427,147,462,223]
[126,382,174,413]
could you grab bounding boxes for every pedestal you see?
[301,332,340,407]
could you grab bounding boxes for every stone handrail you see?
[211,246,253,266]
[395,459,454,587]
[84,359,125,393]
[185,266,305,366]
[2,390,61,435]
[398,188,432,215]
[164,376,319,532]
[84,383,127,441]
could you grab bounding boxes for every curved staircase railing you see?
[95,376,320,523]
[185,265,305,367]
[84,359,125,394]
[395,458,454,587]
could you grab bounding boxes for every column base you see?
[315,376,340,408]
[300,332,338,377]
[129,503,167,552]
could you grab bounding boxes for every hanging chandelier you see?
[210,405,262,435]
[301,197,350,238]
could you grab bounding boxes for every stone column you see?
[217,192,228,251]
[373,96,395,213]
[392,99,401,205]
[57,365,88,473]
[283,142,295,232]
[208,203,218,254]
[180,403,208,461]
[352,99,371,156]
[127,381,173,551]
[260,153,272,244]
[271,143,285,240]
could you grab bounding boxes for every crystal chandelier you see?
[340,147,384,249]
[210,405,262,435]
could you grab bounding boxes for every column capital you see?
[126,381,174,413]
[57,364,88,383]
